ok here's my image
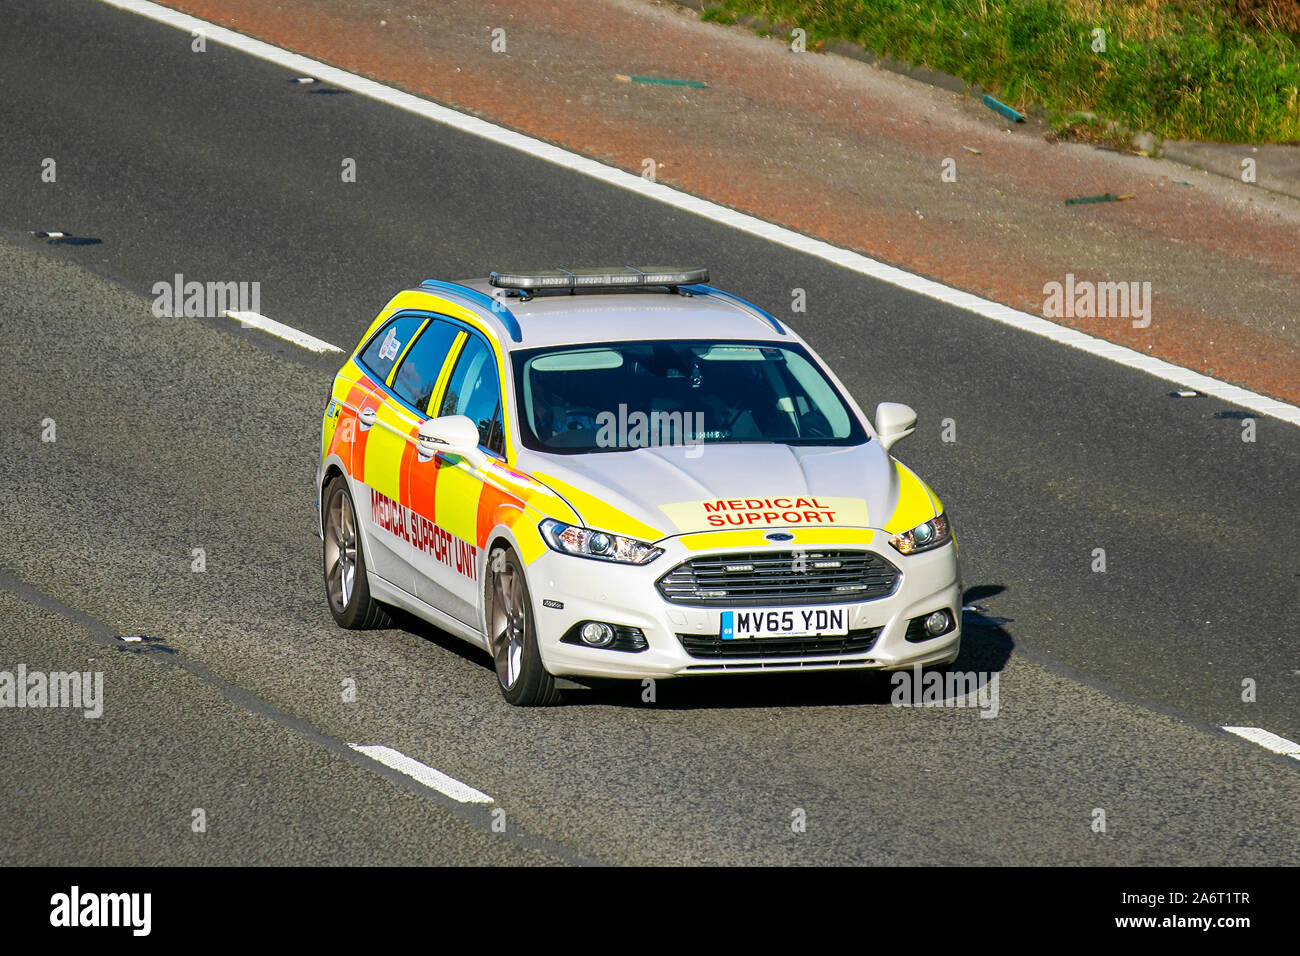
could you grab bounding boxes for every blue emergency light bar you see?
[488,267,709,291]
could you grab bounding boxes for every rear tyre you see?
[486,546,561,706]
[323,476,391,629]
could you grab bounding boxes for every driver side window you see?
[439,334,505,456]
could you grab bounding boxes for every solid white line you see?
[224,310,343,353]
[1221,726,1300,760]
[106,0,1300,428]
[348,744,495,802]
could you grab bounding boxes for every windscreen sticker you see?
[377,327,401,361]
[660,496,869,530]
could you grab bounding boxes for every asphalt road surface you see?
[1,0,1297,865]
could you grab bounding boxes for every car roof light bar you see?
[488,266,709,292]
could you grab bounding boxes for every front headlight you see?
[889,513,951,555]
[539,518,663,565]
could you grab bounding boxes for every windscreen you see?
[513,340,866,454]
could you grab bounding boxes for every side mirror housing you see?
[874,402,917,452]
[417,415,487,468]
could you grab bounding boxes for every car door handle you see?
[358,407,377,429]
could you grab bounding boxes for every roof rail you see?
[681,284,786,335]
[419,279,523,342]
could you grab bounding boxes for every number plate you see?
[720,607,848,639]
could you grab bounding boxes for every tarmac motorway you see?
[0,0,1297,865]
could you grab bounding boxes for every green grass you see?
[699,0,1300,142]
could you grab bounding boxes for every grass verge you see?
[699,0,1300,143]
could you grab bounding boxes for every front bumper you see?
[529,532,960,679]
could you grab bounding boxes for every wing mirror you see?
[417,415,486,467]
[874,402,917,452]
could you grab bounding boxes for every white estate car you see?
[318,267,960,705]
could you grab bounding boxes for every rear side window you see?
[439,335,504,455]
[392,320,461,414]
[359,313,425,384]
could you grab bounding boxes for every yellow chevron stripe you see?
[361,402,413,502]
[532,472,667,541]
[434,461,483,544]
[884,463,939,534]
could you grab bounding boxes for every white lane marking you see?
[348,744,495,803]
[1222,726,1300,760]
[224,310,343,354]
[106,0,1300,428]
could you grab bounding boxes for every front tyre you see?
[486,546,560,706]
[322,476,391,629]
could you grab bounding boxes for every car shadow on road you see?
[388,606,498,670]
[396,585,1015,711]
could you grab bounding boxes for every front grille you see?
[656,550,900,607]
[677,626,883,659]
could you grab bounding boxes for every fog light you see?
[580,621,615,647]
[924,610,951,637]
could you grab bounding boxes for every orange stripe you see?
[408,455,442,523]
[333,383,368,476]
[351,393,379,483]
[475,481,521,548]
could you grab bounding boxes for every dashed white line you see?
[224,310,343,354]
[1221,726,1300,760]
[106,0,1300,428]
[348,744,495,803]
